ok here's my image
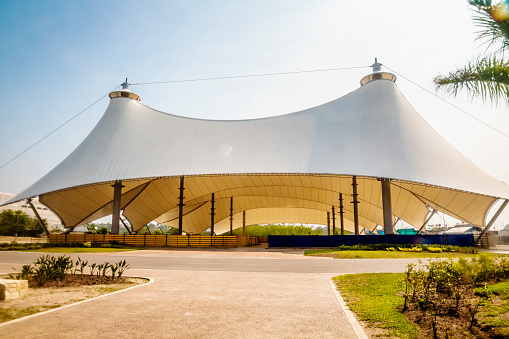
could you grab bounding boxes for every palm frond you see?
[433,57,509,105]
[468,0,509,54]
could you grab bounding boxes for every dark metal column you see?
[327,211,330,236]
[210,193,215,235]
[27,199,50,236]
[381,178,394,235]
[417,209,437,234]
[119,215,133,234]
[143,224,152,234]
[230,197,234,236]
[242,210,246,236]
[178,176,185,235]
[352,176,359,235]
[476,199,509,245]
[331,206,336,235]
[339,193,345,236]
[111,180,124,234]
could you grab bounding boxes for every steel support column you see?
[157,223,165,234]
[331,206,336,235]
[352,176,359,235]
[242,211,246,236]
[27,199,49,236]
[476,199,509,245]
[119,215,133,234]
[339,193,345,236]
[111,180,124,234]
[178,176,185,235]
[417,209,437,234]
[327,211,330,236]
[381,178,393,235]
[230,197,234,236]
[210,193,215,235]
[144,224,152,234]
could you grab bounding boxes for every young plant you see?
[115,260,130,279]
[89,263,97,276]
[110,263,119,280]
[100,263,110,278]
[78,259,88,278]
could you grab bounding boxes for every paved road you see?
[0,248,421,338]
[0,248,420,274]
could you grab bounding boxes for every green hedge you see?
[0,242,125,251]
[336,243,477,253]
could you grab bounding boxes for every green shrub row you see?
[336,243,477,253]
[0,241,126,251]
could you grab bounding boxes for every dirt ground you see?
[0,276,146,323]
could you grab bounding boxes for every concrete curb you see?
[0,276,154,327]
[329,280,368,339]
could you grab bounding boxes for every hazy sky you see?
[1,0,508,226]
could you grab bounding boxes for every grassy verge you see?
[335,259,509,338]
[306,249,505,259]
[0,305,62,323]
[333,273,417,338]
[21,247,145,253]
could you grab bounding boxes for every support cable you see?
[384,65,509,140]
[0,84,121,171]
[130,66,370,86]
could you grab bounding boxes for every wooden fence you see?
[48,234,260,248]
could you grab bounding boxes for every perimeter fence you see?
[49,234,260,248]
[268,234,475,248]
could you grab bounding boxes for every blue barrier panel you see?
[268,234,475,248]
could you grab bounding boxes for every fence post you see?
[188,233,190,247]
[144,234,146,247]
[166,234,168,247]
[103,233,106,244]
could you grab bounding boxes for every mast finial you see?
[121,78,130,90]
[371,58,382,73]
[359,58,396,86]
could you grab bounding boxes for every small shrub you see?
[428,247,442,253]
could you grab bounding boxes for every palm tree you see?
[434,0,509,104]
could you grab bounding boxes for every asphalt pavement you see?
[0,246,422,338]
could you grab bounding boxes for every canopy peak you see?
[360,58,396,86]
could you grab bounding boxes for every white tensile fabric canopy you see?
[4,70,509,235]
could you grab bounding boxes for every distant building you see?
[445,223,482,235]
[491,224,509,236]
[0,192,62,231]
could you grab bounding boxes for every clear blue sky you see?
[1,0,508,226]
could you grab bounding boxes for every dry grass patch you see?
[0,276,147,323]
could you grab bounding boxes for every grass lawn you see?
[305,249,505,259]
[335,272,509,338]
[334,273,417,339]
[21,247,145,253]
